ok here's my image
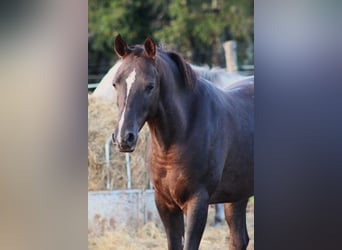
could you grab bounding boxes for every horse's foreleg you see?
[224,199,249,250]
[155,192,184,250]
[183,190,209,250]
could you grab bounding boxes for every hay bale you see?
[88,94,150,191]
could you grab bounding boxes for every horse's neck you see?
[147,65,194,151]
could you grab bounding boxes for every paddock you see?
[88,189,254,250]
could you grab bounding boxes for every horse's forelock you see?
[128,46,144,57]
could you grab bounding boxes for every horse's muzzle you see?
[113,131,137,152]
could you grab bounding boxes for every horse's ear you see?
[144,36,156,59]
[114,34,129,58]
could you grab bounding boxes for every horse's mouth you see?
[118,147,135,153]
[118,144,136,153]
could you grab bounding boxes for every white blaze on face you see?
[117,68,136,143]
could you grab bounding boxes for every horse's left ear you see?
[144,36,156,59]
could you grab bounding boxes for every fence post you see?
[223,40,238,73]
[105,135,112,190]
[126,153,132,189]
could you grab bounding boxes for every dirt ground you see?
[88,199,254,250]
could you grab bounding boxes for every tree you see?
[88,0,253,76]
[89,0,169,75]
[154,0,253,66]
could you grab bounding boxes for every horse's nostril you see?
[127,132,135,143]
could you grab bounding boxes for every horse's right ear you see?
[144,36,156,59]
[114,34,129,58]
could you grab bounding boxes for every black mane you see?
[166,51,197,89]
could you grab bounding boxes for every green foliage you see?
[89,0,167,59]
[89,0,253,72]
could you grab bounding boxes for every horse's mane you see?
[166,51,197,89]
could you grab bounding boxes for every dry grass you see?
[88,203,254,250]
[88,94,150,191]
[89,222,167,250]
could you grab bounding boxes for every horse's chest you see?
[150,162,188,190]
[149,155,193,208]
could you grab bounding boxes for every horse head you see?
[112,35,160,152]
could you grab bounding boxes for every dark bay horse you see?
[112,35,254,250]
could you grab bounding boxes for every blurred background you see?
[88,0,254,85]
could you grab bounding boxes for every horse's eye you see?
[113,83,117,88]
[145,84,154,92]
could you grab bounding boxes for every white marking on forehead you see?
[117,68,136,143]
[125,68,136,97]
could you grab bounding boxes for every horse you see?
[111,35,254,250]
[92,61,251,227]
[92,60,122,100]
[190,64,251,89]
